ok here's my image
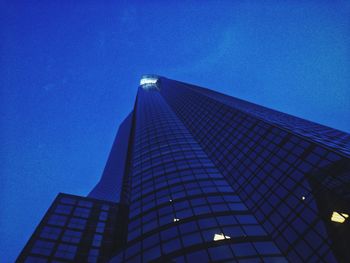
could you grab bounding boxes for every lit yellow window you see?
[331,211,349,223]
[213,233,231,241]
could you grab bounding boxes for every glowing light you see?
[140,75,160,90]
[331,212,349,223]
[169,199,173,202]
[301,196,306,200]
[140,77,158,86]
[173,218,180,222]
[213,233,231,241]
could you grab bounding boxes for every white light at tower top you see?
[140,75,159,90]
[140,77,158,85]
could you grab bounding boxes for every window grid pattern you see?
[115,88,285,262]
[18,194,121,263]
[161,79,349,263]
[181,79,350,156]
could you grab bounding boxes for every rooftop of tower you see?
[140,74,160,90]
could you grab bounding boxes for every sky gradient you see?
[1,1,350,261]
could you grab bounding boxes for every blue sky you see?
[1,1,349,261]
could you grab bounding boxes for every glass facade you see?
[160,77,350,263]
[111,87,286,262]
[17,194,127,263]
[18,76,349,263]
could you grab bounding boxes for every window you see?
[68,218,87,230]
[162,238,181,253]
[55,244,77,260]
[236,215,257,224]
[31,240,55,256]
[48,215,67,227]
[24,256,48,263]
[231,242,256,257]
[40,226,62,240]
[186,250,209,261]
[99,211,108,221]
[253,242,280,255]
[208,245,234,261]
[101,205,109,211]
[161,227,178,241]
[243,225,266,236]
[92,234,103,247]
[62,230,82,243]
[87,249,99,263]
[182,232,202,246]
[55,204,73,215]
[78,200,93,208]
[74,207,90,218]
[96,222,105,233]
[60,197,75,205]
[143,245,161,262]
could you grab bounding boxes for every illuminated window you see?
[213,233,231,241]
[331,211,349,223]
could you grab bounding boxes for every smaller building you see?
[16,193,127,263]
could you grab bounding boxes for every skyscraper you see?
[17,76,350,263]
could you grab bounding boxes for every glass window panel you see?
[48,215,67,227]
[125,242,141,259]
[99,212,108,221]
[222,226,245,238]
[143,245,161,262]
[254,242,280,255]
[198,218,217,229]
[40,226,62,240]
[24,256,48,263]
[231,242,257,257]
[92,234,103,247]
[62,230,82,243]
[217,215,236,226]
[236,215,257,224]
[74,207,90,218]
[143,233,160,249]
[229,203,247,211]
[101,204,109,211]
[179,221,198,235]
[60,197,75,205]
[55,204,73,215]
[96,222,106,233]
[55,244,77,260]
[182,232,202,246]
[68,218,87,230]
[186,250,209,261]
[161,227,178,241]
[243,225,266,236]
[208,245,234,261]
[31,240,55,256]
[162,238,181,254]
